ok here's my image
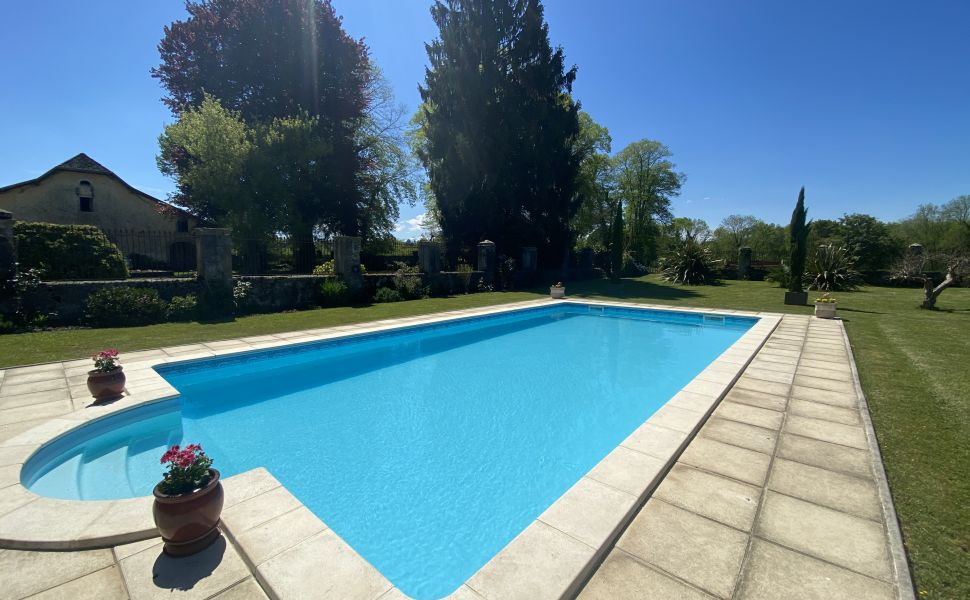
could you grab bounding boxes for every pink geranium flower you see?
[158,443,214,495]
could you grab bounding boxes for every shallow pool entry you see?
[23,304,754,599]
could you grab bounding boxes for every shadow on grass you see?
[565,278,702,302]
[838,307,887,315]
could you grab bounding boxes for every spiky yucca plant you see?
[659,238,721,285]
[807,244,862,291]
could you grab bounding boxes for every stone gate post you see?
[193,228,232,288]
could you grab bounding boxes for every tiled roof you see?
[52,153,115,176]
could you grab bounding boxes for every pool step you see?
[78,446,130,499]
[27,453,82,500]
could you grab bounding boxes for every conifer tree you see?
[418,0,581,266]
[788,187,811,293]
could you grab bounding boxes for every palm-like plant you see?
[806,244,862,291]
[660,237,721,285]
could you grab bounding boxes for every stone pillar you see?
[334,235,362,288]
[194,228,233,288]
[0,210,15,280]
[738,247,752,280]
[579,248,594,270]
[418,241,441,274]
[477,240,496,284]
[521,247,537,272]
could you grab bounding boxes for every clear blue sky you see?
[2,1,968,237]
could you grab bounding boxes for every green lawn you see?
[2,276,967,597]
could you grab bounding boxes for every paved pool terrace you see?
[0,299,914,600]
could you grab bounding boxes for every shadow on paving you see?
[151,535,227,592]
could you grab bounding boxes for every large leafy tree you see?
[418,0,581,266]
[838,213,900,271]
[612,139,684,265]
[571,112,614,251]
[717,215,759,250]
[153,0,373,240]
[157,96,262,236]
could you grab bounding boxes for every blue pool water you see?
[23,304,754,599]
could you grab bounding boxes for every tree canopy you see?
[153,0,387,242]
[417,0,581,265]
[612,139,684,265]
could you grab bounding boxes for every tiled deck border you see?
[0,298,779,599]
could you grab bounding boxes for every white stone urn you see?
[814,301,837,319]
[550,285,565,299]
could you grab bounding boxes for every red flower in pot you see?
[86,349,125,401]
[153,444,224,557]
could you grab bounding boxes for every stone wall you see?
[32,270,491,325]
[32,278,201,324]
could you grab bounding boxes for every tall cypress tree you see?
[418,0,581,266]
[788,187,810,293]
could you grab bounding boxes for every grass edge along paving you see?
[2,276,967,598]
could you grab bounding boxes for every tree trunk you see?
[921,268,956,309]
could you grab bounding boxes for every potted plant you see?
[153,444,224,557]
[86,349,126,401]
[550,281,566,299]
[814,294,838,319]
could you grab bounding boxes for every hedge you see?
[14,222,128,280]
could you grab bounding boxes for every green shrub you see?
[455,260,474,293]
[392,262,428,300]
[374,286,403,303]
[806,244,862,291]
[14,223,128,280]
[319,279,350,307]
[232,280,253,312]
[0,266,48,331]
[85,287,167,327]
[312,260,366,275]
[765,263,790,288]
[312,260,335,276]
[497,256,517,290]
[659,239,721,285]
[166,294,198,321]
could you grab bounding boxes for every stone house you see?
[0,153,199,269]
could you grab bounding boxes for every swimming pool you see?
[23,303,755,599]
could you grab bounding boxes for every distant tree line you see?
[687,195,970,273]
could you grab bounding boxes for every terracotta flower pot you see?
[153,469,224,557]
[86,368,126,401]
